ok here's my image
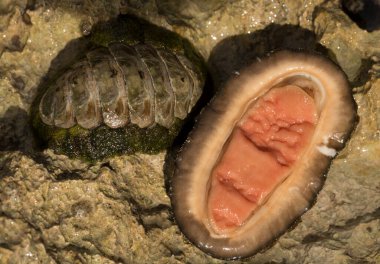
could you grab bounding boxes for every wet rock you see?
[313,6,380,83]
[0,0,379,263]
[38,149,102,180]
[0,1,30,55]
[342,0,380,32]
[0,106,34,152]
[0,217,29,245]
[156,0,226,27]
[2,238,54,264]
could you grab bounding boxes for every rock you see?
[0,0,30,55]
[0,0,379,263]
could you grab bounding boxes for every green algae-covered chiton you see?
[31,15,206,161]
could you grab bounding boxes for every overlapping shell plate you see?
[32,15,206,161]
[39,42,202,130]
[171,50,357,259]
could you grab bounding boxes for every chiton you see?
[32,15,205,161]
[171,50,357,259]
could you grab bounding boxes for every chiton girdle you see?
[170,50,357,259]
[31,15,206,161]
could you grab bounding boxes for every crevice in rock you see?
[99,161,114,171]
[123,194,173,233]
[329,207,380,232]
[54,171,85,181]
[162,243,184,258]
[45,244,118,264]
[0,106,35,154]
[0,243,13,251]
[302,233,329,244]
[346,254,372,264]
[341,0,380,32]
[30,152,101,182]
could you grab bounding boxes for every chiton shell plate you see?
[171,51,357,259]
[31,15,206,160]
[38,42,201,130]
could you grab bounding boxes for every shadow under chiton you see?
[171,50,357,259]
[31,15,206,161]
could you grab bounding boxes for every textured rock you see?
[0,0,30,55]
[0,0,379,263]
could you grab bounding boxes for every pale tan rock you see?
[0,0,379,263]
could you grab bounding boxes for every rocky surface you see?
[0,0,379,263]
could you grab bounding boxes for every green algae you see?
[31,15,206,161]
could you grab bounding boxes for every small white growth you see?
[318,135,337,157]
[317,145,337,157]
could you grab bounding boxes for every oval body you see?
[32,15,205,161]
[39,42,201,130]
[171,50,356,259]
